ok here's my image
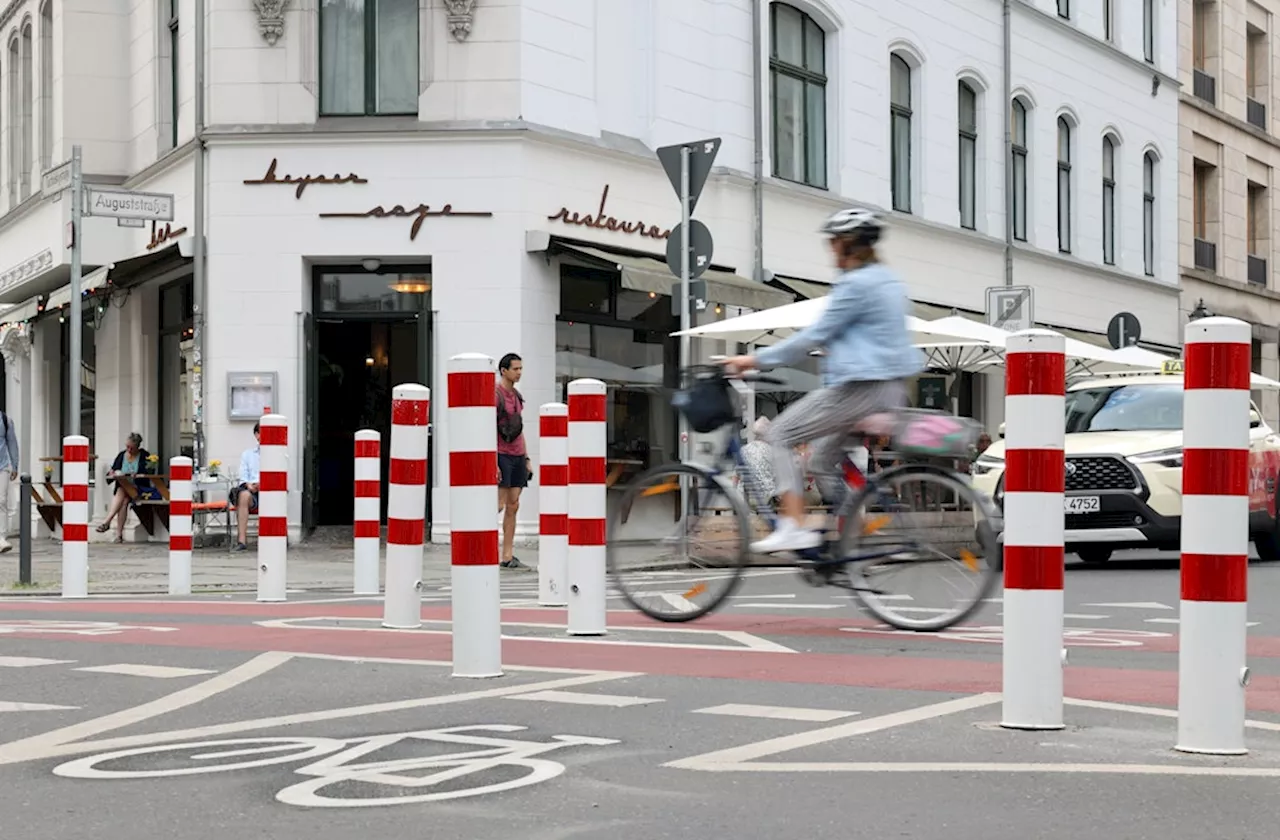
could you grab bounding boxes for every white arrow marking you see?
[1145,618,1261,627]
[1082,602,1175,610]
[0,701,79,712]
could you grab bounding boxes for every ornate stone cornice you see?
[443,0,477,41]
[0,249,52,294]
[253,0,289,47]
[0,323,31,367]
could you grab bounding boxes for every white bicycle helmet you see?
[819,207,884,243]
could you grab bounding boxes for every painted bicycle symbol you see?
[52,725,619,808]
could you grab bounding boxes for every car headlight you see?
[971,454,1005,476]
[1128,447,1183,469]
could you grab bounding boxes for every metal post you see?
[192,0,207,470]
[18,473,30,585]
[678,145,692,462]
[68,146,83,435]
[1002,0,1013,287]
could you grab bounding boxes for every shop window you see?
[318,271,431,313]
[319,0,420,117]
[60,314,96,456]
[556,264,677,485]
[158,279,194,461]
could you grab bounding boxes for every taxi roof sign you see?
[1160,359,1184,374]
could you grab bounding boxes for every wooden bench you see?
[114,473,172,537]
[34,454,99,535]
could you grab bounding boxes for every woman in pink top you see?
[496,353,531,569]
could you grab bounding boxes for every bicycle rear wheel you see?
[607,463,749,622]
[839,463,1000,631]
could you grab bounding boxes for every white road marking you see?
[734,603,842,610]
[0,656,75,668]
[0,670,635,767]
[694,704,860,723]
[74,664,219,679]
[727,594,796,600]
[1143,618,1262,627]
[998,613,1109,620]
[506,690,663,708]
[666,694,1000,769]
[0,701,80,712]
[1082,602,1174,610]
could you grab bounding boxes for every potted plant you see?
[208,459,222,478]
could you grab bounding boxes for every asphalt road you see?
[3,549,1280,839]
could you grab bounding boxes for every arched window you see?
[1102,135,1117,265]
[890,54,913,212]
[958,81,978,230]
[769,3,827,189]
[1144,152,1158,276]
[1010,99,1028,241]
[39,1,51,171]
[8,36,19,203]
[1057,116,1072,253]
[20,21,31,200]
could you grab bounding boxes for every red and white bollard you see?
[568,378,608,636]
[256,414,289,602]
[538,402,569,606]
[168,456,193,595]
[1178,316,1252,755]
[61,435,90,599]
[1000,329,1066,730]
[448,353,502,676]
[382,386,429,629]
[353,429,382,595]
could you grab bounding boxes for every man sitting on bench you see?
[230,422,260,552]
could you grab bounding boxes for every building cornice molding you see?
[443,0,477,41]
[253,0,290,47]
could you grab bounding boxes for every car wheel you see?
[1076,548,1112,565]
[1254,488,1280,562]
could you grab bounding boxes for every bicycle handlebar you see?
[689,360,785,387]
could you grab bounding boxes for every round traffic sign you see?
[1107,312,1142,350]
[665,220,714,280]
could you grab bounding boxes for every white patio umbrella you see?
[556,351,663,386]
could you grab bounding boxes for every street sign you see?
[656,137,721,216]
[117,217,146,228]
[40,161,72,199]
[84,187,174,221]
[986,285,1034,332]
[666,219,714,281]
[672,279,708,316]
[1107,311,1142,349]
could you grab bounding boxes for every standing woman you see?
[95,432,154,542]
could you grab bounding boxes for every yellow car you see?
[970,369,1280,564]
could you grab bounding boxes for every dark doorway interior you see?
[315,318,421,527]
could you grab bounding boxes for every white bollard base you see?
[169,550,192,596]
[538,534,568,607]
[451,564,502,678]
[256,537,288,603]
[354,538,381,596]
[61,543,88,599]
[1000,587,1065,730]
[567,544,607,636]
[382,543,423,629]
[1176,599,1248,755]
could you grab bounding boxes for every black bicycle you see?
[606,365,1002,631]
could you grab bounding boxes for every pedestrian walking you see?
[0,408,18,552]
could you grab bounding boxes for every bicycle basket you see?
[672,373,739,433]
[889,409,984,460]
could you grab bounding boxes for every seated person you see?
[95,432,155,542]
[230,422,261,552]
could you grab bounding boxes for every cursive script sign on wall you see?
[547,185,670,240]
[146,221,189,251]
[243,158,369,199]
[319,204,494,241]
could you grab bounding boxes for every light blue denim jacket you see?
[0,410,18,474]
[755,262,924,386]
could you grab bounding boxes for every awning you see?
[770,274,831,300]
[554,241,792,312]
[0,295,40,325]
[43,265,111,310]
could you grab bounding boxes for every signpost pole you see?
[679,146,691,466]
[68,145,83,437]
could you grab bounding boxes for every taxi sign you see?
[1160,359,1184,374]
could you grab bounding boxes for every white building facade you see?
[0,0,1181,543]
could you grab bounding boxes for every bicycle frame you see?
[696,432,922,571]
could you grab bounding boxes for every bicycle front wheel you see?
[840,463,1001,632]
[607,463,749,622]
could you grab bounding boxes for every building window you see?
[1248,23,1268,130]
[1193,158,1218,272]
[1192,1,1218,104]
[39,1,51,171]
[161,0,178,150]
[1104,0,1113,41]
[7,36,17,204]
[19,22,31,200]
[1144,0,1156,63]
[1011,99,1028,242]
[1057,0,1069,19]
[958,81,977,230]
[1143,152,1157,276]
[1056,117,1072,253]
[890,54,913,213]
[60,315,97,457]
[158,279,195,461]
[1248,179,1269,285]
[1102,135,1116,265]
[556,264,678,489]
[320,0,421,117]
[769,3,826,189]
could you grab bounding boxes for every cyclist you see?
[720,207,924,553]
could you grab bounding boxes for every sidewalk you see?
[2,534,541,595]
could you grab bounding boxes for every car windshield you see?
[1064,383,1184,432]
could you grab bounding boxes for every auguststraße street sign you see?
[84,187,175,221]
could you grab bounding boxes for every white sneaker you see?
[751,519,822,553]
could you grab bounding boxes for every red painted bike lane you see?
[3,598,1280,712]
